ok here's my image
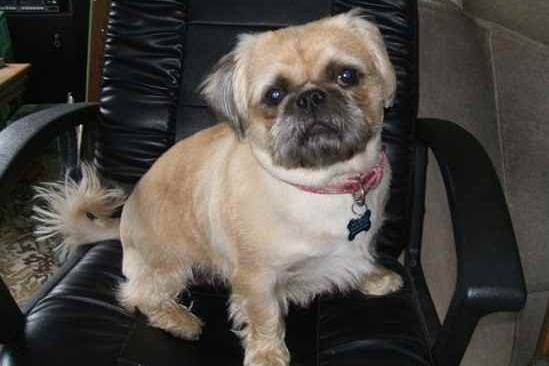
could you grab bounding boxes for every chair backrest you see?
[96,0,418,257]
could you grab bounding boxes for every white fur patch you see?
[222,132,392,311]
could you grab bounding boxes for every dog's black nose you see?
[296,89,326,112]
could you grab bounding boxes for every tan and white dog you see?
[34,10,402,366]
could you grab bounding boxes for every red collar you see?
[283,151,387,195]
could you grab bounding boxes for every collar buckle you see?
[351,180,368,215]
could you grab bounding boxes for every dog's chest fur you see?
[260,171,390,305]
[199,134,392,306]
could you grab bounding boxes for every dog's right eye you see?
[264,88,286,105]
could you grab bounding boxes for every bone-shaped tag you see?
[347,209,372,241]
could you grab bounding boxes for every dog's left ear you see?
[340,11,397,108]
[201,35,255,139]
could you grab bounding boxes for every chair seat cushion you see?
[0,241,432,366]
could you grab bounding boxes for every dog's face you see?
[201,11,396,170]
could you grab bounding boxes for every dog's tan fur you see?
[34,11,402,366]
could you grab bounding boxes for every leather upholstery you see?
[97,0,184,181]
[0,241,431,366]
[96,0,418,257]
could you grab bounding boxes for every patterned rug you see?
[0,156,61,306]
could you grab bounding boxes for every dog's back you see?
[32,122,235,258]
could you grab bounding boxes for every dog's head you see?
[201,10,396,170]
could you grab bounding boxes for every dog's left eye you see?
[265,88,286,105]
[337,68,359,87]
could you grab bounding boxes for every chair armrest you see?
[0,102,98,344]
[415,118,526,365]
[0,102,98,202]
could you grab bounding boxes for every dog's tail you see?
[32,163,127,256]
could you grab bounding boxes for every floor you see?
[0,149,61,305]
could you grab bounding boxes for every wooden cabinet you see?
[5,1,90,103]
[86,0,110,102]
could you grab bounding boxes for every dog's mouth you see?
[303,121,340,140]
[269,103,370,169]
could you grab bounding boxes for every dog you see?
[34,10,402,366]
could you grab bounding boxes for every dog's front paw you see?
[244,343,290,366]
[360,270,403,296]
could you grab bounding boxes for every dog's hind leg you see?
[117,246,203,340]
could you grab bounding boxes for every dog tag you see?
[347,209,371,241]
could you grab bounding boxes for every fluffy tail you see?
[32,163,127,257]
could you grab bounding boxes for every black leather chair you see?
[0,1,526,365]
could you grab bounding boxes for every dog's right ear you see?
[201,34,257,139]
[201,53,243,137]
[201,34,257,138]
